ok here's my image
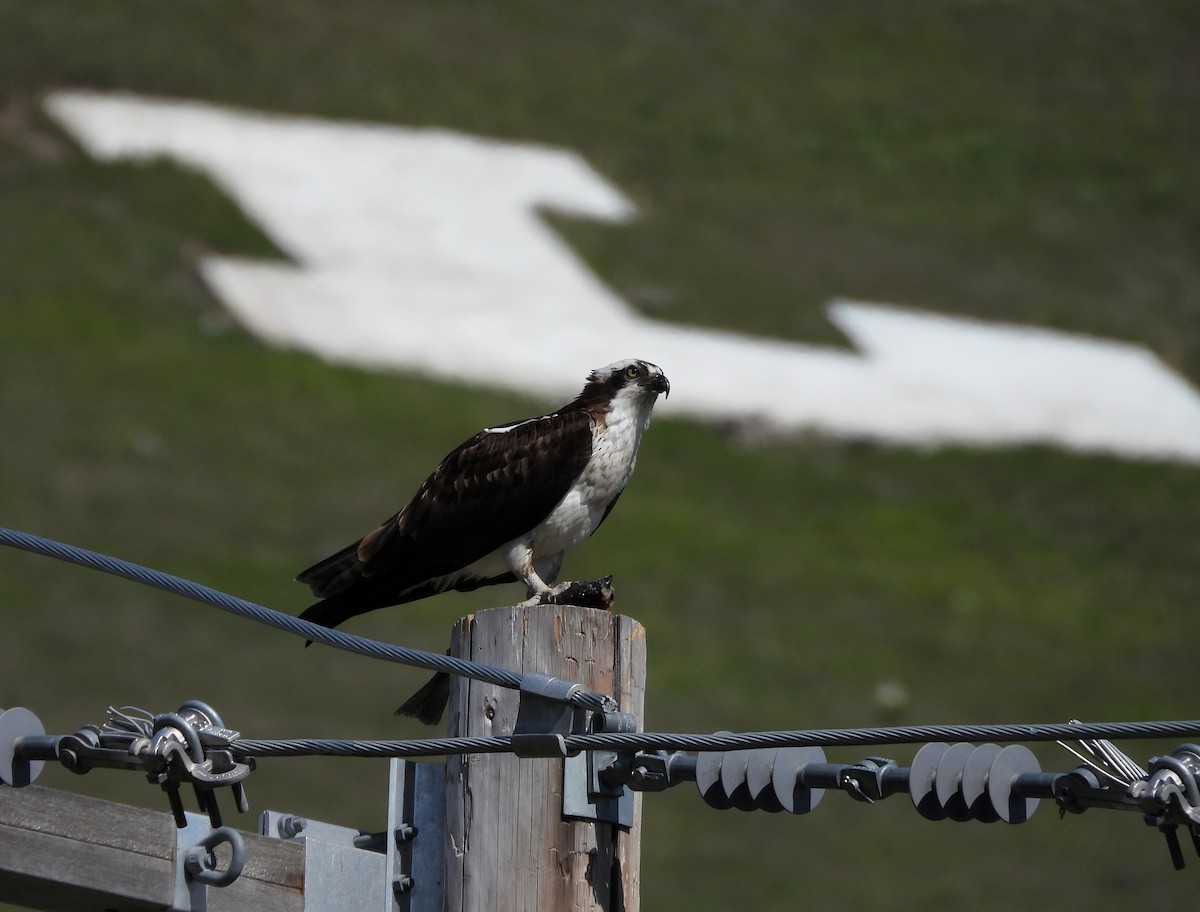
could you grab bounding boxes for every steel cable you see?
[0,527,614,712]
[232,719,1200,760]
[8,528,1198,765]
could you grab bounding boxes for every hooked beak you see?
[646,373,670,399]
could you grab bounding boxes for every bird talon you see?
[528,578,615,610]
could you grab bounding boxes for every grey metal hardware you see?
[260,757,445,911]
[173,812,247,911]
[563,711,637,827]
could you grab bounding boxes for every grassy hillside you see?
[2,2,1199,909]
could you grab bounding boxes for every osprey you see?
[296,359,669,634]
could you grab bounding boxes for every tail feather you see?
[296,542,362,598]
[396,669,451,726]
[298,596,361,632]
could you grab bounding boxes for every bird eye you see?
[625,365,641,380]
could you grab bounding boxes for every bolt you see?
[278,815,308,838]
[394,823,418,845]
[165,786,187,828]
[232,783,250,814]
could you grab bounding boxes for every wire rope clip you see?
[9,700,253,829]
[1132,744,1200,869]
[130,702,253,829]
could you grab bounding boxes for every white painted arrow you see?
[45,90,1200,462]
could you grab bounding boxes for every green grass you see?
[2,2,1199,909]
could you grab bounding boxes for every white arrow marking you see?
[45,90,1200,463]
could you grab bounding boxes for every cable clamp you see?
[518,672,584,705]
[512,673,587,758]
[510,733,574,758]
[1131,745,1200,869]
[9,700,253,829]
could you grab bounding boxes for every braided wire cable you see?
[232,719,1200,760]
[0,527,614,712]
[234,736,514,758]
[8,528,1198,765]
[563,718,1200,754]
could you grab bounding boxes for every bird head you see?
[587,359,670,400]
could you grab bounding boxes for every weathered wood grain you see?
[444,603,646,912]
[0,784,303,912]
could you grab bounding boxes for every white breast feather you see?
[533,385,655,556]
[456,381,659,585]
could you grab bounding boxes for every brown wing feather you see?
[387,412,592,575]
[297,408,594,618]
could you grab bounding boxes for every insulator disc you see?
[696,734,735,809]
[746,748,785,812]
[934,742,977,822]
[771,746,826,814]
[909,742,950,821]
[988,744,1041,824]
[961,744,1002,823]
[0,707,46,787]
[720,749,759,811]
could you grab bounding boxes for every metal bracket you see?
[260,809,389,910]
[563,711,637,828]
[385,758,445,911]
[260,758,446,911]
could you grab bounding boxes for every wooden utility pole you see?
[444,602,646,912]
